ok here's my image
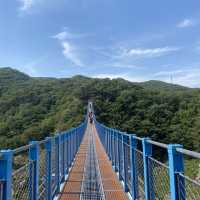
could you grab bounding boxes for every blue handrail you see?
[0,120,87,200]
[94,119,200,200]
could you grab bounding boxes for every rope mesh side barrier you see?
[126,137,131,191]
[51,139,56,196]
[135,149,145,199]
[12,161,33,200]
[38,145,46,200]
[12,149,31,200]
[148,157,170,200]
[119,135,124,180]
[177,173,200,200]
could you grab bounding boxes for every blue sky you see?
[1,0,200,87]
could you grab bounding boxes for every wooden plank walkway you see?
[59,123,129,200]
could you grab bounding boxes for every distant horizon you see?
[0,66,197,89]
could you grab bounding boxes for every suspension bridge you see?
[0,102,200,200]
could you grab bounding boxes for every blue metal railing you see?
[95,119,200,200]
[0,121,87,200]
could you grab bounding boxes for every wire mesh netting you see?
[12,161,34,200]
[38,145,46,200]
[51,139,57,196]
[148,157,170,200]
[177,173,200,200]
[135,149,145,200]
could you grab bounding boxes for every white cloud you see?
[92,73,147,83]
[121,47,179,58]
[177,19,195,28]
[18,0,34,11]
[61,41,83,66]
[153,68,200,87]
[93,68,200,88]
[93,73,125,80]
[53,29,83,66]
[52,29,88,41]
[53,31,68,41]
[91,45,180,71]
[154,70,183,77]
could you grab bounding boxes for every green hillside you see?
[138,80,189,91]
[0,67,200,152]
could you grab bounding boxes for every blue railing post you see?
[0,150,13,200]
[168,144,185,200]
[118,132,123,181]
[73,129,76,157]
[76,128,78,153]
[72,129,74,160]
[64,133,68,175]
[111,129,115,166]
[70,130,72,164]
[130,135,138,200]
[102,126,105,145]
[45,137,52,200]
[104,127,107,149]
[123,134,129,192]
[55,134,61,193]
[107,128,109,159]
[114,130,118,172]
[67,132,71,172]
[108,129,111,160]
[68,131,70,168]
[74,128,77,157]
[142,138,154,200]
[105,129,108,154]
[60,134,65,180]
[73,129,75,160]
[29,141,39,200]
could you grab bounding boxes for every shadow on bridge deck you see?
[58,124,128,200]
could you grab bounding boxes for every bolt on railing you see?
[0,121,87,200]
[95,119,200,200]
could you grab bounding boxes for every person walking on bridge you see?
[89,111,93,123]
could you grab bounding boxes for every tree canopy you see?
[0,67,199,151]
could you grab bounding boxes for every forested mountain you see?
[0,67,200,152]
